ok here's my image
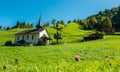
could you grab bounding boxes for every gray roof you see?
[15,28,44,35]
[36,16,43,29]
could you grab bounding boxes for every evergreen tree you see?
[31,23,34,28]
[44,21,50,27]
[73,19,77,22]
[16,21,21,28]
[6,26,10,30]
[60,20,65,25]
[77,19,81,24]
[0,25,2,30]
[112,6,120,27]
[52,19,56,27]
[67,20,71,24]
[56,21,60,29]
[22,22,26,28]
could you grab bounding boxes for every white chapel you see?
[14,17,51,45]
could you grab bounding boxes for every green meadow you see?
[0,23,120,72]
[0,23,94,46]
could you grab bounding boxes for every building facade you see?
[14,17,51,45]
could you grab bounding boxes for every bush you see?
[5,41,13,46]
[96,31,106,35]
[101,31,106,35]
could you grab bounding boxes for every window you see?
[17,36,19,40]
[22,35,24,40]
[32,35,34,40]
[27,35,29,40]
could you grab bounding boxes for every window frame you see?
[32,35,34,40]
[27,35,29,40]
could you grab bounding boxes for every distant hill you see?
[46,22,95,43]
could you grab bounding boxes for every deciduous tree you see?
[54,31,62,43]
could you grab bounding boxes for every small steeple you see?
[36,16,43,29]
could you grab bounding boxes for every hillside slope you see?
[0,28,33,46]
[0,22,94,46]
[0,35,120,71]
[0,23,120,72]
[46,22,95,43]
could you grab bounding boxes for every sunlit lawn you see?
[0,35,120,72]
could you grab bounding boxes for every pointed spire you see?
[39,16,42,26]
[36,16,43,29]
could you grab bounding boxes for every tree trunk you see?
[56,38,59,44]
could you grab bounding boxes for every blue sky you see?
[0,0,120,27]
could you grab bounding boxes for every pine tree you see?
[44,22,50,27]
[67,20,71,24]
[52,19,56,27]
[60,20,65,25]
[0,25,2,30]
[16,21,21,28]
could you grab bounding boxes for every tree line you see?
[0,21,34,30]
[1,5,120,31]
[14,21,34,28]
[79,6,120,31]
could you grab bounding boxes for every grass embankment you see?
[0,35,120,71]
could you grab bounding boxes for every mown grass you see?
[0,35,120,72]
[0,23,120,72]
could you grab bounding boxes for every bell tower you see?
[36,16,43,29]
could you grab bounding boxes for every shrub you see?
[96,31,106,35]
[5,41,13,46]
[101,31,106,35]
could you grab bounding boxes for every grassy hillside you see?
[0,35,120,71]
[0,23,120,71]
[46,22,95,43]
[0,23,94,46]
[0,28,33,46]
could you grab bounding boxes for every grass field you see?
[0,36,120,72]
[0,23,120,72]
[45,23,95,43]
